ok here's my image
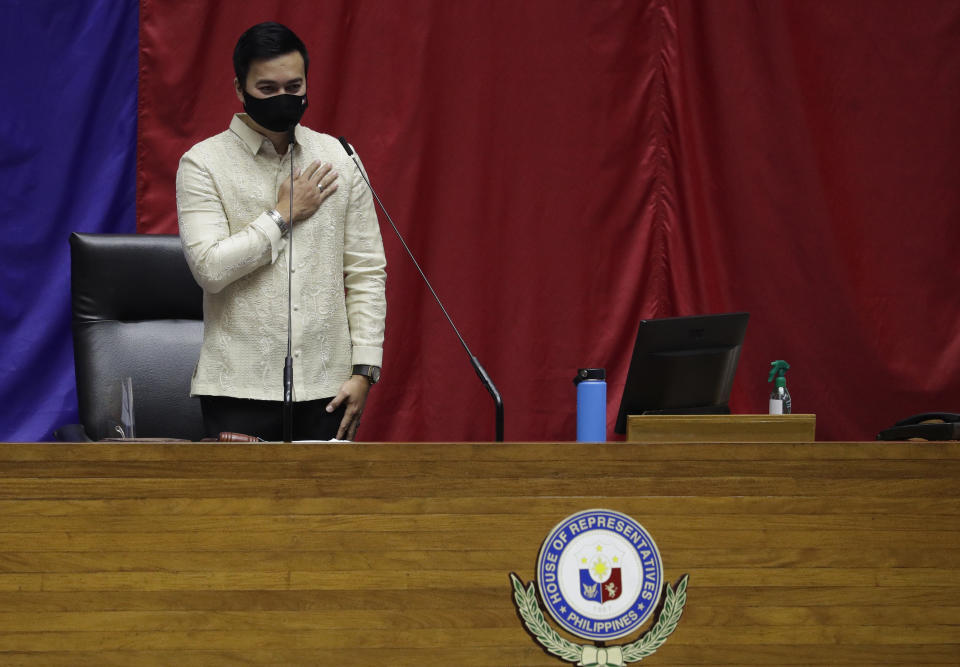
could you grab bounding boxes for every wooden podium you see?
[1,441,958,665]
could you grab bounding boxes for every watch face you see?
[369,366,381,383]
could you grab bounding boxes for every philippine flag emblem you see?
[577,543,624,604]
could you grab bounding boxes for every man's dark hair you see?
[233,22,309,90]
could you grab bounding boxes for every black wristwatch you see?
[352,364,381,385]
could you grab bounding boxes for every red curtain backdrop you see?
[138,0,960,442]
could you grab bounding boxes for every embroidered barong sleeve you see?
[176,151,283,294]
[342,151,387,368]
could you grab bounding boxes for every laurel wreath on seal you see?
[510,573,689,667]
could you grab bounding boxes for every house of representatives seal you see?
[510,509,688,666]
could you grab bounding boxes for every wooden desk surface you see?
[1,441,958,665]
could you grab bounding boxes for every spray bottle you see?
[768,360,792,415]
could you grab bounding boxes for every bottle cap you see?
[573,368,606,385]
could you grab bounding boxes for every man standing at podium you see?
[176,22,386,441]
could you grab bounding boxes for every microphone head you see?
[288,126,297,145]
[338,136,354,156]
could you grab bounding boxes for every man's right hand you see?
[275,160,339,224]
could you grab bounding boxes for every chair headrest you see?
[70,232,202,322]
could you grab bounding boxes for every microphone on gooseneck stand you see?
[337,136,504,442]
[283,126,297,442]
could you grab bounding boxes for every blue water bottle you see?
[574,368,607,442]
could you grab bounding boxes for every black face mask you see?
[242,91,308,132]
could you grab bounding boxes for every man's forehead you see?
[247,52,305,81]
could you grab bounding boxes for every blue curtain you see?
[0,0,138,441]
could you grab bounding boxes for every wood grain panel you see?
[0,441,958,665]
[627,413,816,442]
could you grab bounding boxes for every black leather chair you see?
[59,233,205,441]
